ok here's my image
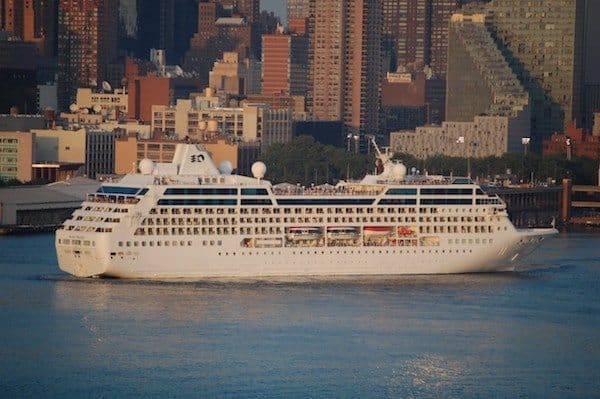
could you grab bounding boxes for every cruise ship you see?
[55,141,557,278]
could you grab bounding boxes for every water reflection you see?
[1,233,599,397]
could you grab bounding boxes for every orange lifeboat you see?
[363,226,393,236]
[397,226,416,237]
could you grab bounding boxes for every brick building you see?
[543,122,600,160]
[307,0,382,137]
[57,0,119,110]
[261,28,308,97]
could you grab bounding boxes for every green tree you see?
[260,136,374,185]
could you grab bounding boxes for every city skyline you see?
[1,0,600,188]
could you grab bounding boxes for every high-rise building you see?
[209,51,261,96]
[221,0,259,23]
[430,0,460,78]
[307,1,343,122]
[0,0,21,34]
[446,12,528,123]
[308,0,382,136]
[288,17,307,35]
[262,29,308,97]
[287,0,310,19]
[135,0,197,64]
[184,0,257,86]
[382,71,428,133]
[391,11,531,159]
[485,0,586,147]
[0,34,38,114]
[382,0,429,72]
[0,0,57,57]
[57,0,119,111]
[583,0,600,130]
[382,0,460,75]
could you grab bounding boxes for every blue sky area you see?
[261,0,286,21]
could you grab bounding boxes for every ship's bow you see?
[509,227,559,270]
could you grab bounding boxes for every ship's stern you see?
[55,229,109,277]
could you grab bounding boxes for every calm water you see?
[0,233,599,398]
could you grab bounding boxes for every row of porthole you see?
[448,238,494,244]
[117,240,224,248]
[217,249,474,256]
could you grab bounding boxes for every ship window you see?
[98,186,141,195]
[241,199,272,206]
[386,188,417,195]
[158,199,237,206]
[241,188,269,196]
[164,188,238,196]
[421,198,472,205]
[379,198,417,205]
[278,198,374,206]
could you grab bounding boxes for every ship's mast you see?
[366,134,391,164]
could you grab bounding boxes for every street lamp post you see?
[456,136,467,176]
[346,133,360,153]
[521,137,530,156]
[456,136,477,178]
[521,137,530,183]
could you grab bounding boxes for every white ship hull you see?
[56,227,556,279]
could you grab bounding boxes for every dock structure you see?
[0,177,100,234]
[568,185,600,229]
[487,186,563,228]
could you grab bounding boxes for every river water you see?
[0,233,599,398]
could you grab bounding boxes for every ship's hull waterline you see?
[56,228,555,279]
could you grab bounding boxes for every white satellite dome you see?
[138,158,155,175]
[392,163,407,180]
[69,104,78,112]
[93,104,102,113]
[251,161,266,179]
[218,160,233,175]
[102,81,112,92]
